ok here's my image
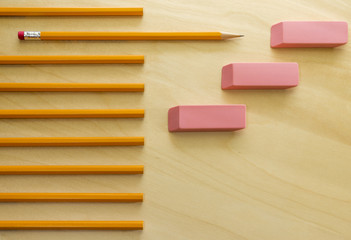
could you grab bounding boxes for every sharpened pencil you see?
[0,83,144,92]
[0,193,143,202]
[0,7,143,16]
[0,137,144,147]
[0,55,144,64]
[0,221,143,230]
[0,165,144,175]
[0,109,144,118]
[18,31,244,41]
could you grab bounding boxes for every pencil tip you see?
[220,32,244,39]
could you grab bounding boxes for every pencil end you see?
[18,31,24,40]
[220,32,244,40]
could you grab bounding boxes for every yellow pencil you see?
[0,55,144,64]
[0,7,143,16]
[0,109,144,118]
[18,31,244,41]
[0,137,144,147]
[0,221,143,230]
[0,193,143,202]
[0,165,144,175]
[0,83,144,92]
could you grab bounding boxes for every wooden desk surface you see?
[0,0,350,239]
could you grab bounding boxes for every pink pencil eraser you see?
[168,105,246,132]
[221,62,299,90]
[271,21,348,48]
[18,31,24,40]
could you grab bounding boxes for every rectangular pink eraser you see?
[168,105,246,132]
[271,21,348,48]
[221,62,299,90]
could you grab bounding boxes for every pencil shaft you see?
[0,193,143,202]
[0,137,144,147]
[0,83,144,92]
[0,165,144,175]
[0,56,144,64]
[40,31,222,40]
[0,109,144,118]
[0,221,143,230]
[0,7,143,16]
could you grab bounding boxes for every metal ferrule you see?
[24,31,41,40]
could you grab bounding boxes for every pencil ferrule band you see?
[24,31,41,40]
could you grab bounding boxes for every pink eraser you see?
[168,105,246,132]
[222,62,299,90]
[18,31,24,40]
[271,21,348,48]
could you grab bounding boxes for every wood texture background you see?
[0,0,350,239]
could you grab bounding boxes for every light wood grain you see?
[0,7,143,16]
[0,0,350,239]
